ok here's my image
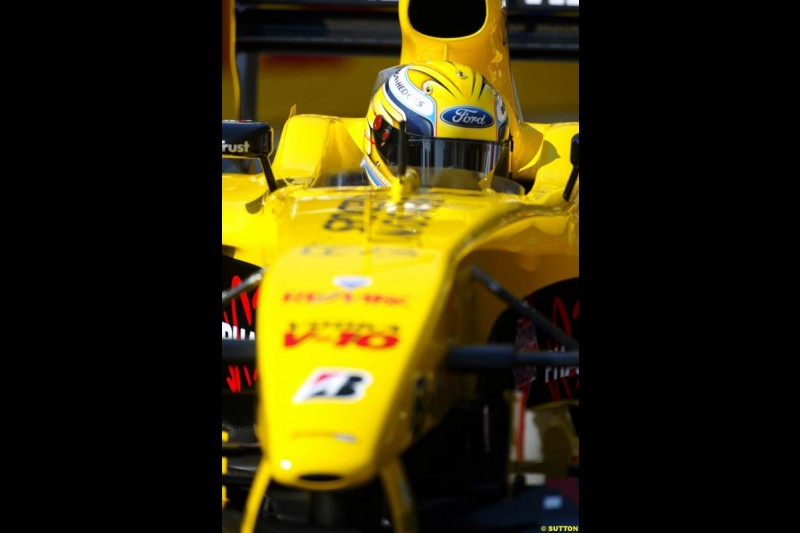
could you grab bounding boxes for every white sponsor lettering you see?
[542,365,579,383]
[450,108,489,126]
[389,71,433,116]
[222,140,251,153]
[222,322,256,340]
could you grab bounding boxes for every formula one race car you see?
[222,1,579,531]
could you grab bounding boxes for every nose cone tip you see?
[270,434,377,488]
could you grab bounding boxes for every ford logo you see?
[440,107,494,128]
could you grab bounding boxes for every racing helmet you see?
[363,60,510,190]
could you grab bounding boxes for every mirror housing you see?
[562,133,579,201]
[222,120,278,192]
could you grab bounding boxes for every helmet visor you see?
[376,130,509,189]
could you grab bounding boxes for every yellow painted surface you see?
[254,55,577,135]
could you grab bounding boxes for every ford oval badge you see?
[440,107,494,128]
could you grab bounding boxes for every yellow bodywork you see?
[230,186,577,533]
[222,430,229,509]
[224,1,578,531]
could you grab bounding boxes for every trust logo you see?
[222,140,251,153]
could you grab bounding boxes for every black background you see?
[577,3,767,530]
[5,1,219,528]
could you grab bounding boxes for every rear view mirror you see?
[563,133,579,201]
[222,120,273,157]
[222,120,278,192]
[570,133,579,167]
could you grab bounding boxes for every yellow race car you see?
[222,1,578,531]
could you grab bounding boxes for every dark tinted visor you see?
[376,135,506,174]
[375,127,509,187]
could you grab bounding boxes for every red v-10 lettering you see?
[284,329,399,349]
[282,291,407,305]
